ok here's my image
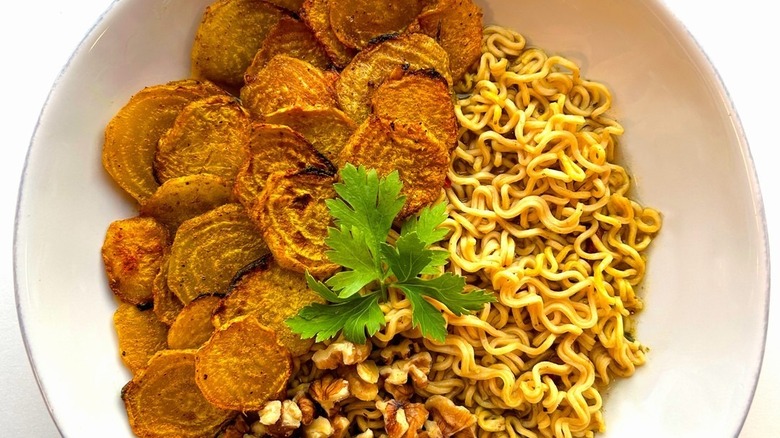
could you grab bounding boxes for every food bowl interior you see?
[14,0,768,436]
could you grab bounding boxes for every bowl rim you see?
[13,0,121,435]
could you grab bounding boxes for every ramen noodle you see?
[415,25,659,437]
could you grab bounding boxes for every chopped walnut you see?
[331,415,350,438]
[280,400,303,428]
[312,340,372,369]
[379,339,414,363]
[383,381,414,401]
[294,393,317,426]
[380,352,432,388]
[357,360,380,383]
[259,400,282,426]
[310,375,350,415]
[377,400,429,438]
[253,400,303,437]
[302,417,333,438]
[419,420,444,438]
[345,360,380,401]
[424,396,476,437]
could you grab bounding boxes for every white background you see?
[0,1,776,436]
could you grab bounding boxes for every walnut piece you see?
[331,415,350,438]
[345,361,380,401]
[384,381,414,401]
[259,400,283,425]
[377,400,429,438]
[312,340,372,369]
[310,375,350,414]
[424,396,476,437]
[379,339,414,363]
[420,420,444,438]
[295,393,317,426]
[380,352,432,387]
[303,417,334,438]
[253,399,304,437]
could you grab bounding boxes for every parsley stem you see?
[379,280,388,301]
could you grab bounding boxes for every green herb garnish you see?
[286,164,495,344]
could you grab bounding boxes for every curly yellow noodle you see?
[413,25,661,437]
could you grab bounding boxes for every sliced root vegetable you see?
[153,95,251,186]
[339,115,449,218]
[240,55,338,117]
[263,105,357,163]
[195,315,292,411]
[300,0,357,68]
[328,0,423,49]
[102,216,170,306]
[233,123,334,210]
[191,0,285,89]
[152,254,184,326]
[102,80,226,203]
[166,294,223,350]
[370,67,458,151]
[122,350,236,438]
[213,254,325,356]
[140,173,233,232]
[167,203,268,305]
[336,32,452,124]
[114,303,169,375]
[252,168,339,278]
[411,0,484,82]
[248,16,332,72]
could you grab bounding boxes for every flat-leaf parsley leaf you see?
[286,164,495,344]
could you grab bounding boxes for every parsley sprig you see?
[286,164,495,344]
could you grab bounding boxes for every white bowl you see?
[14,0,769,436]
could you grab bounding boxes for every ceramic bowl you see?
[15,0,769,436]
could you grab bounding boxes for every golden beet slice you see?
[300,0,357,68]
[263,0,304,11]
[140,174,233,231]
[122,350,235,438]
[328,0,423,49]
[233,123,334,210]
[191,0,285,90]
[195,315,292,411]
[371,68,457,151]
[336,32,452,124]
[168,203,268,305]
[412,0,483,82]
[213,255,324,356]
[167,294,222,350]
[152,254,184,326]
[102,217,170,306]
[114,303,169,375]
[339,115,449,218]
[247,16,332,73]
[154,95,251,185]
[240,55,338,117]
[252,169,339,278]
[264,105,357,163]
[103,80,226,203]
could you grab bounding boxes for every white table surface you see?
[1,1,776,436]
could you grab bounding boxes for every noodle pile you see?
[413,25,661,437]
[364,24,662,438]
